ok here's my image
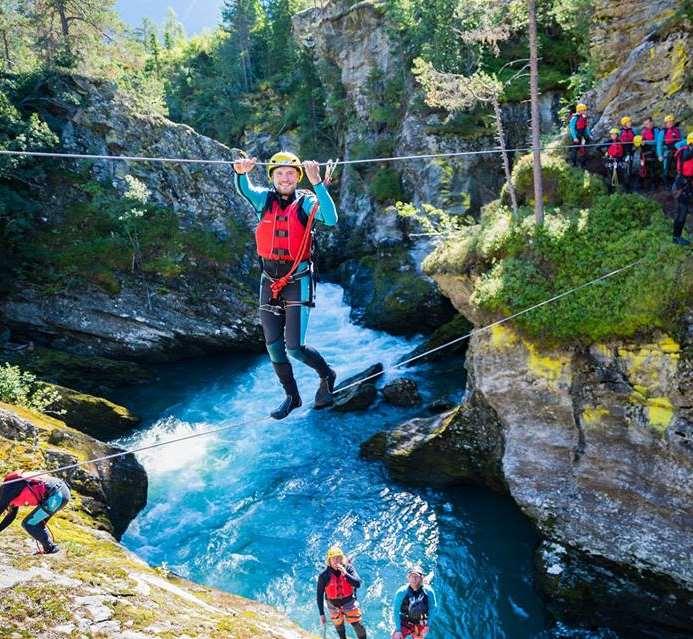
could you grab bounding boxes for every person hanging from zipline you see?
[233,152,338,419]
[0,471,70,554]
[391,565,437,639]
[317,545,367,639]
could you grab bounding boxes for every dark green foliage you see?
[369,166,406,203]
[429,156,691,343]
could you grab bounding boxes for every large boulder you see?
[332,363,383,412]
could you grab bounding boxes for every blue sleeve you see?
[234,173,268,216]
[425,585,437,623]
[392,586,406,628]
[568,115,577,140]
[303,182,338,226]
[656,129,664,158]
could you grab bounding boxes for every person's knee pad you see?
[266,339,288,363]
[286,346,307,363]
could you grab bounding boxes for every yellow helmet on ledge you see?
[664,114,675,124]
[609,127,620,136]
[267,151,303,182]
[620,116,632,126]
[576,103,588,113]
[687,132,693,145]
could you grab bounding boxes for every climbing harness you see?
[265,202,319,301]
[0,257,646,489]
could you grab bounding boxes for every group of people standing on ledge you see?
[318,544,437,639]
[568,105,691,245]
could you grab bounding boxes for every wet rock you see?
[339,252,456,334]
[332,364,382,412]
[361,391,505,490]
[399,314,473,365]
[381,378,421,406]
[427,399,456,414]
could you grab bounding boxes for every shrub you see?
[0,364,63,414]
[370,167,406,203]
[426,193,692,344]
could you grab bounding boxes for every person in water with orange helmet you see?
[233,152,338,420]
[0,471,70,554]
[317,545,367,639]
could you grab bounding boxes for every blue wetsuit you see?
[234,172,338,410]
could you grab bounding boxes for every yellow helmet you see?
[326,545,344,563]
[576,103,588,113]
[687,132,693,145]
[620,116,632,126]
[664,114,675,124]
[633,135,643,147]
[609,127,620,136]
[267,151,303,182]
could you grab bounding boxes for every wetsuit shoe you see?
[271,394,302,420]
[673,236,690,246]
[314,368,336,409]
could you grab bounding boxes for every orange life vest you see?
[255,194,311,262]
[325,571,355,600]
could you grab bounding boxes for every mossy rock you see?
[340,250,456,334]
[50,384,140,440]
[1,346,153,394]
[506,151,606,209]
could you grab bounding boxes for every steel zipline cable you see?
[0,257,645,487]
[0,140,609,168]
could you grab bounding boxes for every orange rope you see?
[270,201,320,300]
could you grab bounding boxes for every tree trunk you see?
[527,0,544,225]
[1,29,11,68]
[492,97,518,218]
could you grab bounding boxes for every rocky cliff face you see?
[292,0,559,333]
[367,260,693,636]
[587,0,691,137]
[1,73,263,362]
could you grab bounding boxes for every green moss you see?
[425,154,692,343]
[0,583,71,629]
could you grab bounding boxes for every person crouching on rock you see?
[233,152,338,420]
[392,565,437,639]
[0,471,70,554]
[317,545,367,639]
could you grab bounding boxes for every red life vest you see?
[324,572,355,600]
[255,194,312,262]
[664,126,681,146]
[572,114,588,131]
[641,127,655,142]
[676,146,693,177]
[619,128,634,144]
[607,142,623,159]
[4,472,47,507]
